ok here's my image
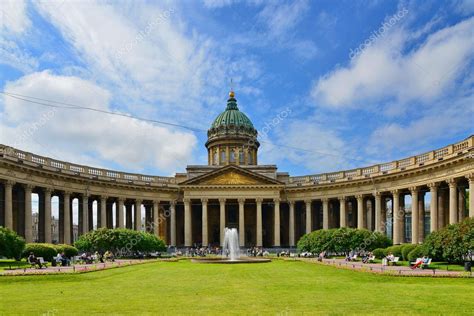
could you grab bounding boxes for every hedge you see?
[75,228,166,256]
[297,227,392,254]
[386,245,403,258]
[54,244,79,258]
[401,244,418,261]
[22,243,57,262]
[407,245,427,262]
[372,248,387,259]
[0,227,26,260]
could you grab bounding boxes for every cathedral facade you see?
[1,92,473,247]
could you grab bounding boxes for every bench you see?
[29,257,47,269]
[368,256,376,263]
[388,257,399,266]
[410,258,432,269]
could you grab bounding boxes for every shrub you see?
[373,248,387,259]
[54,244,79,258]
[401,244,418,261]
[0,226,26,260]
[407,245,427,262]
[423,218,473,263]
[386,245,403,258]
[74,228,166,256]
[22,243,57,262]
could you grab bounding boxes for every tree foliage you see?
[74,228,166,256]
[0,226,26,260]
[423,217,473,263]
[297,227,392,254]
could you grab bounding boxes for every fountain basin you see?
[191,257,271,264]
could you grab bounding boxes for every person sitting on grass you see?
[411,256,429,270]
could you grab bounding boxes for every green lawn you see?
[0,260,472,315]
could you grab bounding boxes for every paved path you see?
[1,259,154,276]
[294,257,471,277]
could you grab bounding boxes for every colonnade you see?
[1,175,473,246]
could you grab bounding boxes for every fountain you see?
[191,227,271,264]
[222,228,240,261]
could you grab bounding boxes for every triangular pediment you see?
[181,165,282,186]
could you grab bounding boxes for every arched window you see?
[239,151,245,164]
[248,151,253,164]
[230,149,236,163]
[220,151,226,164]
[213,151,218,165]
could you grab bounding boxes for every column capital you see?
[287,199,295,206]
[391,189,399,195]
[238,198,246,204]
[135,199,143,205]
[153,200,160,205]
[117,197,126,203]
[200,198,209,203]
[23,183,34,191]
[427,182,439,189]
[4,179,15,187]
[183,198,191,203]
[304,199,312,204]
[373,191,382,197]
[466,173,474,183]
[356,194,364,200]
[169,200,177,206]
[321,197,329,203]
[447,178,457,188]
[255,197,263,203]
[338,196,346,202]
[101,195,108,201]
[82,192,90,198]
[218,198,226,203]
[273,198,281,203]
[44,187,53,194]
[409,186,419,194]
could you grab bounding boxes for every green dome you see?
[211,96,255,130]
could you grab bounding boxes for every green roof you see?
[211,97,255,129]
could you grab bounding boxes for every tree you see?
[0,227,26,260]
[424,218,473,263]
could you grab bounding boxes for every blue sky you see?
[1,0,473,177]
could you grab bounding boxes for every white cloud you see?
[0,0,30,34]
[258,0,309,38]
[259,119,348,173]
[0,38,38,73]
[311,17,474,109]
[0,71,198,174]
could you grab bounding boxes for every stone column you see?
[356,195,364,229]
[339,197,347,228]
[458,187,466,221]
[201,198,208,246]
[170,201,176,247]
[274,198,280,247]
[24,184,33,243]
[135,199,142,231]
[448,179,458,224]
[322,198,329,229]
[428,183,438,232]
[392,190,401,244]
[44,188,52,243]
[305,199,312,233]
[117,198,125,228]
[238,198,245,247]
[153,200,160,237]
[82,194,89,234]
[63,191,71,244]
[410,187,419,244]
[184,198,192,247]
[438,190,445,229]
[468,175,474,218]
[4,181,13,230]
[219,198,226,246]
[418,191,425,242]
[374,192,382,232]
[256,198,263,247]
[289,200,295,247]
[100,196,107,228]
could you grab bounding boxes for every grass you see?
[0,259,30,271]
[0,260,472,315]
